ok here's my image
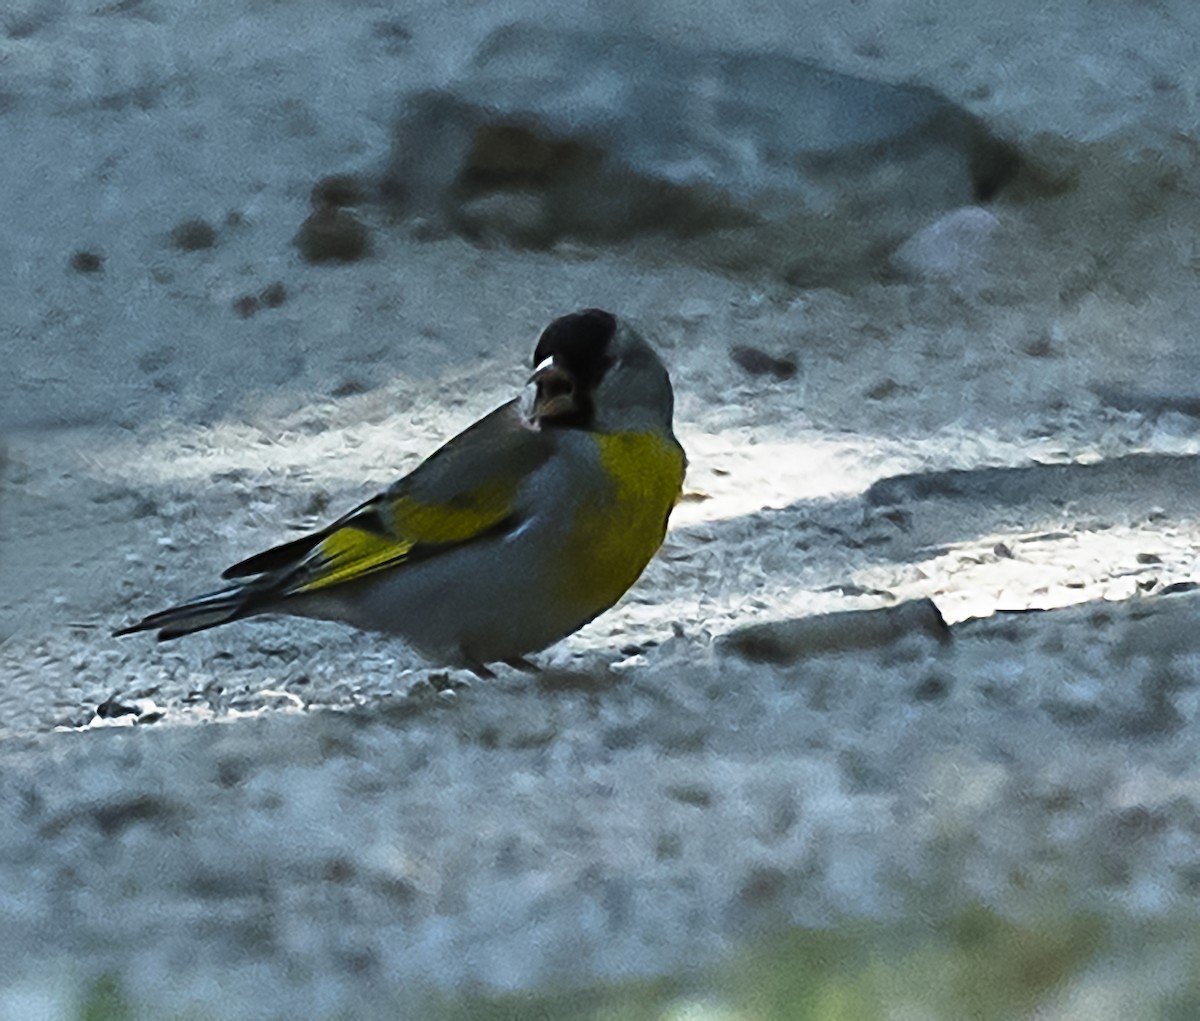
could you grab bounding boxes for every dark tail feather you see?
[221,530,329,579]
[221,494,385,579]
[113,586,254,641]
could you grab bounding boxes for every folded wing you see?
[115,400,553,640]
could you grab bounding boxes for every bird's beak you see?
[526,356,577,422]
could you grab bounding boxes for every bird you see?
[114,308,687,676]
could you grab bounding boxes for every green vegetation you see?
[80,973,133,1021]
[423,907,1114,1021]
[73,906,1200,1021]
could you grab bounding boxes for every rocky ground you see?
[3,1,1200,1018]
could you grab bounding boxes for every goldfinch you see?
[115,309,686,675]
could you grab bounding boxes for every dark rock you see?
[311,174,364,209]
[170,218,217,251]
[294,207,370,263]
[382,24,1018,283]
[722,598,950,664]
[95,697,138,719]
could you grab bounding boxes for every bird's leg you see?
[503,656,540,674]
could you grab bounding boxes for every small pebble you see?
[730,345,797,380]
[889,205,999,292]
[259,281,287,307]
[70,250,104,273]
[865,378,900,400]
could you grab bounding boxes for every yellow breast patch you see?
[558,431,686,613]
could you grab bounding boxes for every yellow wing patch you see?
[296,527,416,592]
[390,477,515,544]
[295,479,517,594]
